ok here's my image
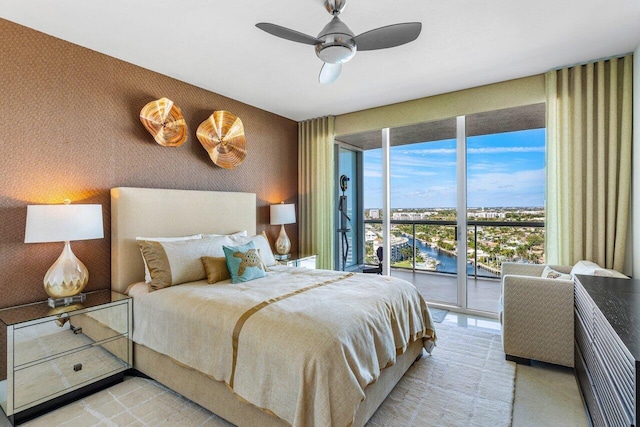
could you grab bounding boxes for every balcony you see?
[362,219,545,313]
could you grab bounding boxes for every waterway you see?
[405,237,500,278]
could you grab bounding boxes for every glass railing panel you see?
[363,219,544,279]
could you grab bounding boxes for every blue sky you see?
[363,128,546,209]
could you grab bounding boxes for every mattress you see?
[128,265,436,427]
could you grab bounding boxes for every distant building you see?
[469,210,506,219]
[372,235,410,263]
[369,209,380,219]
[392,211,433,221]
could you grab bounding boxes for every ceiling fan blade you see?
[353,22,422,51]
[256,23,321,45]
[319,62,342,84]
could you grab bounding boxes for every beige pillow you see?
[136,234,203,283]
[230,232,277,266]
[138,235,232,291]
[570,260,601,278]
[201,256,231,284]
[541,266,572,281]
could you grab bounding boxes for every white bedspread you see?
[131,266,436,427]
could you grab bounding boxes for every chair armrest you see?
[502,275,574,301]
[500,262,572,277]
[501,262,545,277]
[501,275,574,366]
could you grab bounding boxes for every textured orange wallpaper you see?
[0,18,299,308]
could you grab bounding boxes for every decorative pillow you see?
[138,235,232,291]
[201,256,231,284]
[570,260,601,278]
[230,232,277,266]
[223,241,267,284]
[541,266,572,281]
[136,234,203,283]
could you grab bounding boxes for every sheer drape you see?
[546,55,633,270]
[298,116,335,269]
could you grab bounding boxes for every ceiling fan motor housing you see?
[315,16,356,64]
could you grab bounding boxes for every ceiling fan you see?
[256,0,422,84]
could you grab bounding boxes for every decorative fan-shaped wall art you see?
[139,97,188,147]
[196,110,247,169]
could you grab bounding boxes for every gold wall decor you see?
[196,110,247,169]
[139,97,188,146]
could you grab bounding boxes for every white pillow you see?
[230,232,277,266]
[570,260,601,278]
[136,234,203,283]
[138,235,233,291]
[202,230,248,239]
[541,266,572,281]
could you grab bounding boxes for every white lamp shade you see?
[270,203,296,225]
[25,204,104,243]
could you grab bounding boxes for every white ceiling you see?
[2,0,640,122]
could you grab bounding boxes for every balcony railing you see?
[363,219,545,279]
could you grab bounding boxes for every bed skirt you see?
[133,340,425,427]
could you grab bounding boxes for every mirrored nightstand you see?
[0,290,132,425]
[277,254,317,269]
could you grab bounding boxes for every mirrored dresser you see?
[0,290,132,425]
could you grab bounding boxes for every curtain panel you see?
[546,55,633,271]
[298,116,335,269]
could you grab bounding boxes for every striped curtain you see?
[298,116,335,269]
[545,55,633,271]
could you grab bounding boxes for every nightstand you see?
[0,290,132,425]
[278,254,317,269]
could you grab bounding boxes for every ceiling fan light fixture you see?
[315,41,356,64]
[256,0,421,83]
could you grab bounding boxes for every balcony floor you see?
[389,269,501,313]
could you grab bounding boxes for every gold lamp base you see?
[44,241,89,306]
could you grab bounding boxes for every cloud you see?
[468,146,545,154]
[398,146,545,156]
[467,168,544,192]
[364,168,382,178]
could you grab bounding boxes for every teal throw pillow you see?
[223,241,267,284]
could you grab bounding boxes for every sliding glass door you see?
[386,118,460,306]
[336,103,546,315]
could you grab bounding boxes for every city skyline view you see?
[363,128,546,209]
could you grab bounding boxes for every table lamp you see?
[270,202,296,260]
[24,200,104,307]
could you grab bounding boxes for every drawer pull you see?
[73,363,82,372]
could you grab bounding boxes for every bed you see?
[110,187,436,427]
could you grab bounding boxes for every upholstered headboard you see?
[110,187,257,293]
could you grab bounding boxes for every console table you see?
[574,274,639,426]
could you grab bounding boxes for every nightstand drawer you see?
[11,334,130,412]
[12,302,128,368]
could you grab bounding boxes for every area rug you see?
[24,323,515,427]
[429,308,449,323]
